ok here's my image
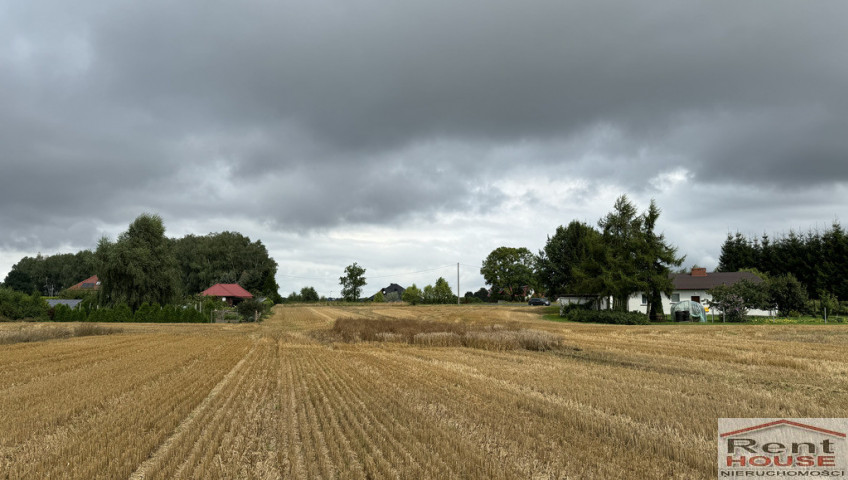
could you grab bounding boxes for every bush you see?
[558,302,595,317]
[112,304,133,322]
[87,308,111,323]
[132,303,155,322]
[53,304,87,322]
[0,288,49,321]
[768,274,809,316]
[402,284,423,305]
[716,293,747,323]
[564,309,649,325]
[237,298,268,322]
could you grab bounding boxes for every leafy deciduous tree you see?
[300,286,319,302]
[339,263,367,301]
[96,214,181,310]
[480,247,535,302]
[402,284,423,305]
[537,221,600,298]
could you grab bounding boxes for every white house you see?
[627,268,771,317]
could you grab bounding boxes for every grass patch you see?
[0,324,123,345]
[324,317,562,351]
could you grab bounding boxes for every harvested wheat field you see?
[2,305,847,479]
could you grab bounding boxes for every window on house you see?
[671,293,680,302]
[641,294,648,305]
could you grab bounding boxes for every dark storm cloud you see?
[1,0,847,255]
[88,0,848,182]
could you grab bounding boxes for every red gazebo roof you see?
[200,283,253,298]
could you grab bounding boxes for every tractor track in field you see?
[128,340,258,480]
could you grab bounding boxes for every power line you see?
[369,265,457,279]
[278,264,460,282]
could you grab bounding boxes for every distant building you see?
[68,275,100,292]
[46,299,83,309]
[628,268,768,316]
[201,283,253,306]
[370,283,405,301]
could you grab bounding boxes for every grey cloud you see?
[1,0,847,267]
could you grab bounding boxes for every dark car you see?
[528,298,550,306]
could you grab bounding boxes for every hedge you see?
[563,309,649,325]
[0,288,48,321]
[51,303,209,323]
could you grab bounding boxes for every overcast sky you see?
[2,1,847,298]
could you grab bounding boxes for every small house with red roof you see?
[68,275,101,292]
[201,283,253,306]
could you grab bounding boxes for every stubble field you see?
[1,304,847,479]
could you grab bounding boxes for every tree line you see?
[2,251,96,296]
[481,195,683,315]
[717,225,848,301]
[2,214,282,313]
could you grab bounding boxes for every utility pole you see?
[457,263,460,305]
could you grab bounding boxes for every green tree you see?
[432,277,456,304]
[4,251,97,294]
[402,284,423,305]
[237,298,267,322]
[537,221,602,298]
[173,231,279,298]
[571,196,682,313]
[96,214,181,310]
[339,263,367,301]
[300,286,319,302]
[422,284,435,304]
[286,291,303,302]
[480,247,535,302]
[709,278,768,312]
[596,195,643,311]
[0,288,48,320]
[819,290,840,318]
[768,273,809,316]
[373,290,385,302]
[636,200,685,319]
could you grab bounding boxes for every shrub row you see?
[52,303,208,323]
[564,309,649,325]
[0,288,49,321]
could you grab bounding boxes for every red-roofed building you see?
[68,275,101,292]
[201,283,253,306]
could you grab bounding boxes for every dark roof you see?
[47,299,83,309]
[672,271,762,291]
[201,284,253,298]
[382,283,405,294]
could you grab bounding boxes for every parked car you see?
[528,298,550,306]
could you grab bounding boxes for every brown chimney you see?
[691,268,707,277]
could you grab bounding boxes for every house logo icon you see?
[718,418,848,477]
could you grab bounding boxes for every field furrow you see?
[1,305,846,479]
